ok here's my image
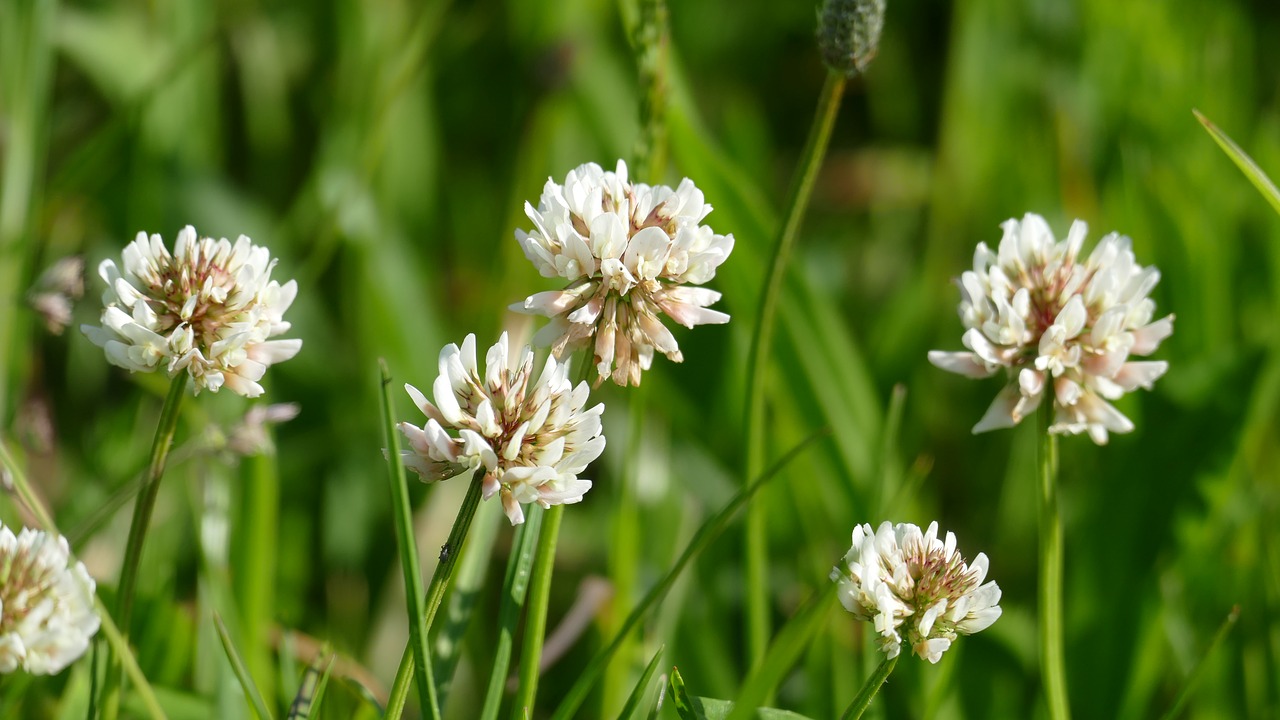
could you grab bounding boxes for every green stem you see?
[384,467,486,719]
[840,653,898,720]
[742,69,847,667]
[103,373,188,720]
[379,361,437,718]
[550,429,829,720]
[479,506,543,720]
[1038,401,1070,720]
[0,439,167,720]
[629,0,669,182]
[512,503,565,719]
[235,449,279,710]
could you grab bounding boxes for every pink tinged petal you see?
[222,372,265,398]
[500,489,525,525]
[1083,348,1128,380]
[656,298,729,328]
[638,313,680,358]
[568,293,605,325]
[927,351,997,378]
[915,637,951,664]
[538,477,592,505]
[1130,314,1174,355]
[1114,361,1168,391]
[1054,376,1082,406]
[482,474,501,499]
[973,384,1024,434]
[1090,306,1127,348]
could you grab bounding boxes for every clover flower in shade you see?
[81,226,301,397]
[0,524,100,675]
[928,213,1175,444]
[831,521,1001,663]
[398,332,606,525]
[510,160,734,387]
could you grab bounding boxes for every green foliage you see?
[1,0,1278,718]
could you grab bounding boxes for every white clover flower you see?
[510,160,734,387]
[928,213,1174,444]
[831,521,1001,663]
[81,226,301,397]
[0,524,100,675]
[398,332,606,525]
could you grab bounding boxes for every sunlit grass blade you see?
[378,359,435,718]
[1157,605,1240,720]
[479,505,543,720]
[839,654,897,720]
[214,612,273,720]
[235,448,280,710]
[511,503,565,718]
[1194,109,1280,217]
[726,585,837,720]
[550,428,831,720]
[618,645,664,720]
[668,667,698,720]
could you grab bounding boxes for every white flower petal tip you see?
[82,227,299,396]
[0,524,100,675]
[514,160,733,386]
[930,213,1172,444]
[831,521,1000,663]
[397,333,606,525]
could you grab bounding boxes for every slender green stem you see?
[1037,401,1070,720]
[840,653,898,720]
[235,448,279,709]
[379,361,437,718]
[742,69,847,667]
[479,506,543,720]
[512,503,565,719]
[1157,605,1240,720]
[103,373,188,720]
[550,429,830,720]
[384,467,486,719]
[604,384,646,712]
[0,439,167,719]
[629,0,669,182]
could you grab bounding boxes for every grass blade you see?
[1194,110,1280,217]
[432,497,502,711]
[726,585,837,720]
[1157,605,1241,720]
[378,359,435,718]
[618,645,665,720]
[511,503,566,718]
[285,649,335,720]
[479,505,543,720]
[214,612,273,720]
[550,428,831,720]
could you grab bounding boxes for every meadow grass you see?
[0,0,1277,718]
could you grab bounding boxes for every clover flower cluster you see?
[82,226,301,397]
[831,521,1002,663]
[0,524,99,675]
[511,160,734,387]
[398,333,606,525]
[929,213,1174,444]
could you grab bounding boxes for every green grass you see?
[1,0,1278,718]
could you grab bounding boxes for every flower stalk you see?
[102,372,187,720]
[840,653,897,720]
[385,468,486,719]
[742,69,846,665]
[512,503,565,718]
[1037,399,1070,720]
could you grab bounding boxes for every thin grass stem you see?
[741,69,847,668]
[479,506,543,720]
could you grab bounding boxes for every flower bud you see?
[817,0,886,77]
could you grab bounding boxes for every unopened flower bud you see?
[817,0,886,77]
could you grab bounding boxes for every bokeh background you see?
[1,0,1278,717]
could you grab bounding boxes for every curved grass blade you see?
[726,585,837,720]
[479,506,543,720]
[1157,605,1241,720]
[1194,109,1280,216]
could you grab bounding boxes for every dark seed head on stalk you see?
[817,0,886,77]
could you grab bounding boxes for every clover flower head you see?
[398,332,606,525]
[81,226,301,397]
[928,213,1174,444]
[831,521,1001,663]
[0,524,100,675]
[510,160,734,387]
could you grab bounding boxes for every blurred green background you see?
[1,0,1278,717]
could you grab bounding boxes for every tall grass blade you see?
[214,613,274,720]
